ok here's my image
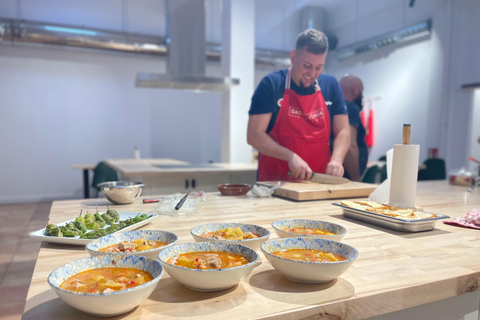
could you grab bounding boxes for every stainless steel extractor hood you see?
[135,0,239,92]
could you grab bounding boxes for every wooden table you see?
[71,164,96,199]
[23,181,480,319]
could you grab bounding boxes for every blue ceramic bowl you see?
[48,255,163,316]
[190,222,270,251]
[272,219,346,241]
[158,241,260,292]
[261,237,358,283]
[85,230,178,259]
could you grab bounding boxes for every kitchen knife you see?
[310,172,350,184]
[288,171,350,184]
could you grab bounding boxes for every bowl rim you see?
[260,237,358,265]
[190,222,270,244]
[158,241,260,272]
[98,181,144,189]
[217,183,251,189]
[47,255,163,297]
[85,229,179,255]
[271,219,347,237]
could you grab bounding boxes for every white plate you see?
[29,212,158,245]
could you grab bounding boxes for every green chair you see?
[361,165,379,184]
[92,162,118,197]
[378,155,387,161]
[380,164,388,182]
[418,159,446,181]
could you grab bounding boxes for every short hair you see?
[295,29,329,55]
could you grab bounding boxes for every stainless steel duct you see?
[336,20,432,60]
[0,16,290,75]
[136,0,240,91]
[299,7,337,50]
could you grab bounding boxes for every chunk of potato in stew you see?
[60,268,153,294]
[99,239,167,253]
[200,227,260,240]
[167,252,249,269]
[281,227,335,236]
[272,249,346,262]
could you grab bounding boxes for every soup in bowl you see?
[190,222,270,251]
[261,237,358,284]
[86,230,178,260]
[272,219,346,241]
[158,241,260,292]
[48,255,163,317]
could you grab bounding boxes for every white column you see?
[221,0,255,163]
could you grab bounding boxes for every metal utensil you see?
[175,192,190,210]
[288,171,350,184]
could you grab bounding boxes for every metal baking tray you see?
[332,202,450,232]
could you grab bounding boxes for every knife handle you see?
[143,199,162,203]
[288,170,314,180]
[175,192,190,210]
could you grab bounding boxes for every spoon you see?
[175,192,190,210]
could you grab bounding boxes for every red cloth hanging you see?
[360,110,366,127]
[365,108,375,147]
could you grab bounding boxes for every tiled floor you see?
[0,202,51,320]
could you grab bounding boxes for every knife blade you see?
[310,172,350,184]
[287,171,350,184]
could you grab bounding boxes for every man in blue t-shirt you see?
[339,75,368,181]
[247,29,350,181]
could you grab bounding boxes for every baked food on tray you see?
[340,200,436,220]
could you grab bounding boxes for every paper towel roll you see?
[389,144,420,208]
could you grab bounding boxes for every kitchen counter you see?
[23,181,480,319]
[104,158,257,177]
[104,158,258,194]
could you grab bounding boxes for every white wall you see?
[0,43,224,203]
[325,0,480,172]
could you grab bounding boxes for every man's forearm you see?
[248,131,294,162]
[331,127,350,164]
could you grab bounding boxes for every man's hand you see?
[326,159,344,177]
[287,153,312,180]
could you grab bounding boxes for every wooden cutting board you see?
[258,180,377,201]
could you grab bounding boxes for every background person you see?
[339,75,368,181]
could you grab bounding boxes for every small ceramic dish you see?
[261,237,358,284]
[158,241,260,292]
[217,184,251,196]
[272,219,346,241]
[85,230,178,259]
[190,222,270,251]
[48,255,163,317]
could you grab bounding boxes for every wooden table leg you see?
[83,169,90,199]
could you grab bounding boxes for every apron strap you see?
[286,67,291,90]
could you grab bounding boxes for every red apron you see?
[258,68,331,181]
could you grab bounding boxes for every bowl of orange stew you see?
[271,219,346,241]
[158,241,260,292]
[86,230,178,260]
[48,255,163,317]
[261,237,358,284]
[190,222,270,251]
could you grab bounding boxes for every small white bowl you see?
[48,255,163,317]
[272,219,346,241]
[190,222,270,251]
[261,237,358,284]
[85,230,178,260]
[158,241,260,292]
